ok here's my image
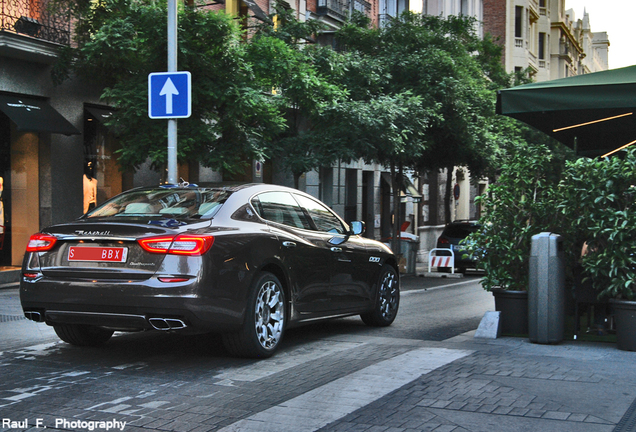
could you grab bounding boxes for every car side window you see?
[252,192,312,230]
[293,194,346,234]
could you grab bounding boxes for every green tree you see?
[52,0,284,175]
[314,14,436,248]
[558,149,636,300]
[466,142,565,291]
[247,2,351,188]
[336,12,508,225]
[247,34,346,187]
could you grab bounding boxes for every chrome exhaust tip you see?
[24,311,44,322]
[148,317,187,331]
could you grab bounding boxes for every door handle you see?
[283,241,296,248]
[330,247,342,253]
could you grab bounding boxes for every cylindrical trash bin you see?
[528,232,565,344]
[402,240,419,275]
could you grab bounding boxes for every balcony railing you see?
[1,0,71,45]
[317,0,371,22]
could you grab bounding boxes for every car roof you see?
[124,184,323,207]
[127,183,305,194]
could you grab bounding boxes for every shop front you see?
[0,93,80,268]
[83,106,124,212]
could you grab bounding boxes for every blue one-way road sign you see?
[148,71,191,119]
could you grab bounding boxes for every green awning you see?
[497,65,636,157]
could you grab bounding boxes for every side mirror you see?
[350,221,365,236]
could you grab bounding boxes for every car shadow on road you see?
[20,317,381,367]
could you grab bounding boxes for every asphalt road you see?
[0,274,496,431]
[0,274,492,352]
[3,275,632,432]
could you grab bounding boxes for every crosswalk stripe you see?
[217,347,472,432]
[214,340,364,383]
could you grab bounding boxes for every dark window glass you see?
[515,6,523,38]
[87,188,229,219]
[443,224,480,239]
[294,194,346,234]
[539,32,546,59]
[252,192,312,230]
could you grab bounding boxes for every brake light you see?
[438,237,449,244]
[158,277,190,283]
[169,234,215,255]
[138,236,175,254]
[26,233,57,252]
[138,234,214,256]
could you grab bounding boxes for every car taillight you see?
[169,235,215,255]
[438,237,449,244]
[26,233,57,252]
[138,236,175,253]
[158,277,190,283]
[138,234,214,256]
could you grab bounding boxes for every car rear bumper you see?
[20,275,247,333]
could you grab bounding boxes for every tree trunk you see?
[444,166,453,224]
[390,162,402,257]
[293,172,301,190]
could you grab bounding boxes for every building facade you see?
[1,0,610,274]
[482,0,609,81]
[0,1,115,267]
[0,0,402,273]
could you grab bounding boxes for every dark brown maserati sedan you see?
[21,183,400,358]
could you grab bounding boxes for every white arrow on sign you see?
[159,78,179,114]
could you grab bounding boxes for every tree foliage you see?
[558,149,636,300]
[465,143,565,291]
[53,0,284,174]
[336,12,509,223]
[246,3,351,186]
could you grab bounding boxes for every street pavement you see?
[0,271,635,432]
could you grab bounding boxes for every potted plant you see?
[466,143,564,335]
[558,148,636,350]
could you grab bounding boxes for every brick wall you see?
[306,0,317,14]
[256,0,271,15]
[482,0,507,65]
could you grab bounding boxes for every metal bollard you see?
[528,232,565,344]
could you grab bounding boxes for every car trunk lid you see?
[34,220,210,279]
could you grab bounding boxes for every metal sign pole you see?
[167,0,178,184]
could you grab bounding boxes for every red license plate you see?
[68,246,128,262]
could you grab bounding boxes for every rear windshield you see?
[443,224,480,238]
[86,188,230,219]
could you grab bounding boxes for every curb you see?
[0,269,20,288]
[0,282,19,290]
[419,272,464,278]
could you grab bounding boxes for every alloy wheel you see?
[378,270,398,320]
[254,280,285,350]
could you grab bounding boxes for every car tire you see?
[361,265,400,327]
[53,324,114,346]
[222,272,286,359]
